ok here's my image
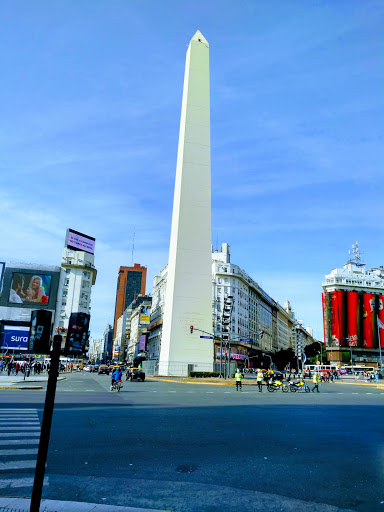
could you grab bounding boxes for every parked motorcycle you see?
[289,380,310,393]
[267,379,289,392]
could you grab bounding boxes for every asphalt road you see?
[0,372,383,512]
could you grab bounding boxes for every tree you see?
[272,348,296,371]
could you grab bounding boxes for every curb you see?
[0,385,43,390]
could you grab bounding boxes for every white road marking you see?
[0,422,40,426]
[366,393,373,395]
[0,477,48,488]
[0,409,37,413]
[0,439,39,445]
[0,460,37,470]
[206,392,214,394]
[0,448,38,456]
[0,427,40,431]
[168,391,176,393]
[0,433,40,437]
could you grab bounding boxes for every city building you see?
[322,242,384,366]
[113,295,152,362]
[0,228,97,357]
[100,324,113,362]
[0,262,62,355]
[145,243,314,374]
[112,264,147,340]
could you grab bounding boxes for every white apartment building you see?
[59,248,97,332]
[146,244,307,364]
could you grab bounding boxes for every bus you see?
[304,364,339,374]
[342,365,377,375]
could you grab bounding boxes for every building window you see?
[66,269,70,274]
[65,279,70,286]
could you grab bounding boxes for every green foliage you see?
[272,348,296,371]
[188,371,220,378]
[231,373,235,378]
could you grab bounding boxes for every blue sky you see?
[1,1,383,341]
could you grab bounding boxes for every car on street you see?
[126,367,145,382]
[98,364,109,375]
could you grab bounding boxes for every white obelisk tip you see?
[191,30,209,46]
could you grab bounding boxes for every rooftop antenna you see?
[131,226,135,267]
[349,241,364,265]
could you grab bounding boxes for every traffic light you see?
[64,313,90,355]
[28,310,53,354]
[190,325,194,334]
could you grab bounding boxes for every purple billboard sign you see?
[139,335,146,351]
[66,229,95,255]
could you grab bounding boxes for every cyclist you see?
[111,367,122,389]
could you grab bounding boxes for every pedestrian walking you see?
[312,372,320,393]
[235,369,243,391]
[375,370,380,383]
[257,369,263,392]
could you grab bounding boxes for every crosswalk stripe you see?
[0,460,36,470]
[0,423,40,426]
[0,433,40,437]
[0,408,37,413]
[0,476,48,488]
[0,427,40,431]
[0,448,38,456]
[0,439,39,445]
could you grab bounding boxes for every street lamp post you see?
[314,341,323,366]
[262,352,272,369]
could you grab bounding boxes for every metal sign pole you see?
[30,335,61,512]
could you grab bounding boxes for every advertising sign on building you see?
[139,305,151,325]
[66,229,96,255]
[8,272,52,305]
[1,326,30,351]
[0,262,5,298]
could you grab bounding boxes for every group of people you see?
[234,368,321,392]
[364,371,381,383]
[0,360,53,376]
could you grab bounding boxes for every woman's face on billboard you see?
[32,277,41,289]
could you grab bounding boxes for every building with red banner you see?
[322,243,384,366]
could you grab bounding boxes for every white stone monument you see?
[158,31,213,376]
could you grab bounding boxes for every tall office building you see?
[113,264,147,339]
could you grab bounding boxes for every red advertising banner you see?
[330,291,341,346]
[378,295,384,348]
[346,292,359,347]
[322,293,328,345]
[362,293,375,348]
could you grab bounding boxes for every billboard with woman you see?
[8,273,51,305]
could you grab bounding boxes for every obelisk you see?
[158,31,213,376]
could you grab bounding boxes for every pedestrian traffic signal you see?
[190,325,194,334]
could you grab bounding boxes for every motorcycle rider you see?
[111,367,123,388]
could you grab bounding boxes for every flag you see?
[378,317,384,330]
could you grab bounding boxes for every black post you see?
[30,335,61,512]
